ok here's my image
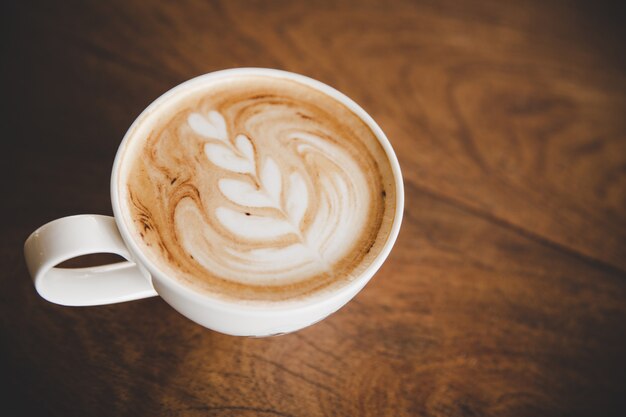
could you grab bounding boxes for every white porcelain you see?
[23,68,404,336]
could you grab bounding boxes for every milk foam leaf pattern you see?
[218,178,275,208]
[204,143,254,174]
[260,157,282,203]
[286,172,307,227]
[215,207,294,239]
[190,111,304,242]
[235,134,255,161]
[187,111,228,142]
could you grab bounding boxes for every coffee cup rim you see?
[110,67,404,313]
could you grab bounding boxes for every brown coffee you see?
[117,74,396,302]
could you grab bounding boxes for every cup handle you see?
[24,214,158,306]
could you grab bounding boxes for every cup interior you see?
[110,68,404,310]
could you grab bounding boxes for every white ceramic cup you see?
[23,68,404,336]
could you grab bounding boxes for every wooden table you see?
[2,1,625,416]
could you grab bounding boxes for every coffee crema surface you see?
[119,75,396,303]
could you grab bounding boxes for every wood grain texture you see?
[2,0,625,416]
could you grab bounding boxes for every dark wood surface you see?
[2,1,626,416]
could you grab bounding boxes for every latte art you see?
[184,109,371,281]
[119,75,396,302]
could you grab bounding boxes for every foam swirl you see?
[121,75,396,302]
